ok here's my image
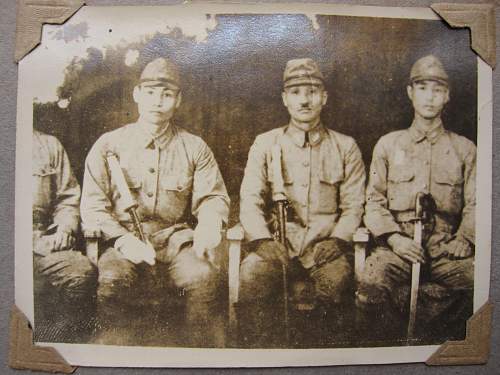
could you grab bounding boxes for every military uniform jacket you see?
[240,123,366,268]
[364,121,476,258]
[81,122,230,243]
[33,130,80,233]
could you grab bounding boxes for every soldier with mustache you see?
[238,58,366,347]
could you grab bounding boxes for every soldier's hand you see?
[441,238,473,259]
[33,231,53,256]
[52,230,75,251]
[255,239,289,266]
[387,233,426,264]
[193,220,222,260]
[313,237,349,267]
[115,233,156,266]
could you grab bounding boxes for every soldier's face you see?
[407,80,449,120]
[133,84,182,125]
[282,85,327,128]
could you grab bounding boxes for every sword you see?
[106,152,146,242]
[407,192,426,343]
[271,144,290,345]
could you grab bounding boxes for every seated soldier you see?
[33,130,97,342]
[80,58,230,347]
[358,55,475,345]
[239,58,366,348]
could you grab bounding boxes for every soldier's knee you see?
[356,257,390,308]
[239,253,261,283]
[313,259,353,303]
[68,252,97,283]
[458,259,474,289]
[170,249,217,291]
[239,253,281,302]
[434,257,475,290]
[316,284,348,304]
[185,261,216,288]
[97,262,137,302]
[463,271,474,289]
[450,261,474,290]
[360,254,393,287]
[240,252,279,281]
[36,251,97,296]
[355,284,388,308]
[68,264,97,296]
[240,253,280,288]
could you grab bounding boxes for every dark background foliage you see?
[34,14,477,224]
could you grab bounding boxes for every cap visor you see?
[284,77,324,88]
[411,76,448,86]
[140,80,180,90]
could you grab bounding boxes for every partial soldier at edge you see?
[33,130,97,342]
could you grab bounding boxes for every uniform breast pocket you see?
[387,167,415,211]
[317,167,343,214]
[160,175,193,218]
[433,171,464,214]
[33,167,56,207]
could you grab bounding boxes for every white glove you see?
[115,233,156,266]
[193,218,222,261]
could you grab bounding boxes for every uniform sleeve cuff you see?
[331,226,356,243]
[375,231,401,247]
[101,227,130,242]
[367,221,402,240]
[53,217,79,234]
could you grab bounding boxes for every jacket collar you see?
[409,119,445,144]
[134,121,175,150]
[286,122,325,147]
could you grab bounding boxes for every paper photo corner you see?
[425,301,493,365]
[9,306,76,373]
[430,3,496,69]
[10,0,496,372]
[15,0,84,63]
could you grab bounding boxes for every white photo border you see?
[15,2,492,367]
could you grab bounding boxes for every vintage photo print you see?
[15,2,492,367]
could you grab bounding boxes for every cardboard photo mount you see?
[15,0,84,62]
[9,306,75,374]
[9,1,496,372]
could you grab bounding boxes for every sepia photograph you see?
[15,2,492,367]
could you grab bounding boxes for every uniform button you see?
[302,182,308,187]
[147,192,154,198]
[149,167,155,173]
[301,203,307,207]
[423,184,427,189]
[303,161,309,167]
[425,161,429,165]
